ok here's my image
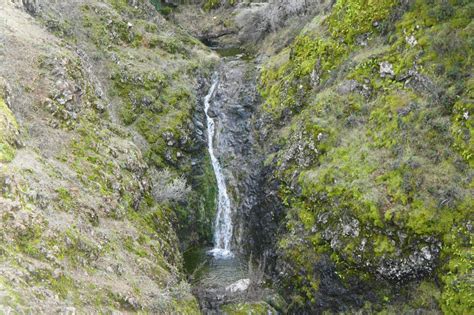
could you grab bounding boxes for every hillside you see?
[255,0,473,313]
[0,0,216,312]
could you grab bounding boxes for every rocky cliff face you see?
[253,0,473,313]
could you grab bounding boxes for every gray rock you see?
[337,80,360,95]
[22,0,40,15]
[193,118,204,130]
[405,35,417,47]
[341,217,360,238]
[379,61,395,78]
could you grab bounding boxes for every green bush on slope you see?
[0,97,19,163]
[203,0,237,11]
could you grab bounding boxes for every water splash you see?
[204,75,234,259]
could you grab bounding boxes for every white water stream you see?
[205,76,234,259]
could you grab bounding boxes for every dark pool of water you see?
[184,247,248,288]
[213,47,245,57]
[203,45,253,60]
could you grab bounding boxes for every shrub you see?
[151,168,191,203]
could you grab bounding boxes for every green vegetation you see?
[176,154,217,245]
[149,0,175,16]
[0,97,19,163]
[259,0,473,312]
[203,0,237,11]
[221,301,276,314]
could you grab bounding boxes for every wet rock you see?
[141,96,153,107]
[207,107,218,118]
[341,217,360,238]
[356,33,369,46]
[164,150,173,162]
[193,117,204,130]
[402,70,436,94]
[277,129,319,171]
[310,68,321,87]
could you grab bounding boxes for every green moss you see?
[50,275,77,300]
[123,235,148,258]
[0,276,25,307]
[0,143,16,163]
[56,187,75,211]
[0,97,19,163]
[81,4,143,49]
[171,297,201,314]
[373,235,396,255]
[439,224,474,313]
[203,0,222,11]
[259,0,401,120]
[221,301,277,315]
[451,85,473,166]
[60,228,103,267]
[327,0,399,44]
[65,115,120,199]
[410,281,441,310]
[176,153,217,246]
[43,16,75,39]
[110,64,197,168]
[260,36,346,119]
[29,267,79,301]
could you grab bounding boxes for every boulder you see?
[225,278,250,293]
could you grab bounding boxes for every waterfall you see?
[205,75,234,259]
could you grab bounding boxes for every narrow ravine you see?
[204,75,234,259]
[187,52,274,313]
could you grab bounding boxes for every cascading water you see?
[187,59,269,313]
[205,75,234,258]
